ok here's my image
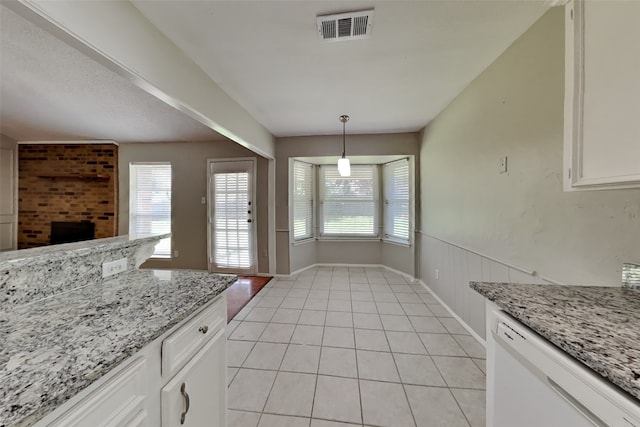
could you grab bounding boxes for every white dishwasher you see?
[487,309,640,427]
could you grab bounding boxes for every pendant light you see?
[338,114,351,177]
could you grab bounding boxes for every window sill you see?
[292,238,315,246]
[382,238,412,248]
[317,236,381,243]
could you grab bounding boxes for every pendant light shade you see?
[338,157,351,177]
[338,115,351,177]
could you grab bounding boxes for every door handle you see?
[247,219,252,223]
[180,382,190,424]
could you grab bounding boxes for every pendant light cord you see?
[342,120,346,158]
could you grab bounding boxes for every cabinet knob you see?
[199,325,209,334]
[180,382,190,424]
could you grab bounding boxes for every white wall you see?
[277,133,420,275]
[418,8,640,336]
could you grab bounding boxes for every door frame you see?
[206,157,258,275]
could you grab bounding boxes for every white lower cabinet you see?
[49,357,148,427]
[161,328,227,427]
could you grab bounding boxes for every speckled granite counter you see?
[471,282,640,403]
[0,268,236,427]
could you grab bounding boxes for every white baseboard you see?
[417,279,486,347]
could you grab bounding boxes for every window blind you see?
[320,164,378,236]
[292,161,314,241]
[214,172,251,269]
[129,163,172,257]
[383,159,410,242]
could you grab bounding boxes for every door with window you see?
[207,159,257,274]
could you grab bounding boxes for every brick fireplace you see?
[18,143,118,249]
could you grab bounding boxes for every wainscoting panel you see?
[418,233,546,340]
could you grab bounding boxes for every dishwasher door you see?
[488,310,640,427]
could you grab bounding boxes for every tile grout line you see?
[229,267,485,427]
[255,271,305,424]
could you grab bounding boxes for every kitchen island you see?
[0,235,236,427]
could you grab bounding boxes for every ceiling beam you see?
[6,0,275,159]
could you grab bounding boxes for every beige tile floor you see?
[226,267,486,427]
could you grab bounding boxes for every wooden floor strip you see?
[226,275,272,322]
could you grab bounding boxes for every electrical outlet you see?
[102,258,127,278]
[435,269,440,280]
[173,249,179,258]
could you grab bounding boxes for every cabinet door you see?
[48,357,148,427]
[161,328,226,427]
[564,0,640,190]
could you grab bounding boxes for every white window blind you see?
[383,159,410,242]
[320,165,378,237]
[292,161,314,241]
[214,172,251,269]
[129,163,172,258]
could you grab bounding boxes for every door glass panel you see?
[213,172,251,269]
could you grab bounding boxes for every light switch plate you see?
[499,156,508,174]
[102,258,127,278]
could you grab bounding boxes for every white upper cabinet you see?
[564,0,640,191]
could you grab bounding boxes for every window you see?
[129,163,172,258]
[292,161,314,241]
[383,159,410,243]
[319,164,378,237]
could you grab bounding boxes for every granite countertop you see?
[0,268,236,427]
[0,234,169,269]
[471,282,640,403]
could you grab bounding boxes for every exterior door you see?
[0,142,17,251]
[207,159,256,274]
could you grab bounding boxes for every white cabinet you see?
[162,296,226,378]
[564,0,640,191]
[161,328,227,427]
[48,358,148,427]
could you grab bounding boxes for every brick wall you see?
[18,144,118,249]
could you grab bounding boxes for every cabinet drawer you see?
[49,357,147,427]
[162,295,226,378]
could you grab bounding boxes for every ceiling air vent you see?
[317,9,374,42]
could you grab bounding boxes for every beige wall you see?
[119,140,270,272]
[419,7,640,293]
[0,133,17,148]
[276,133,420,274]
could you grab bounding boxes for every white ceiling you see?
[0,1,550,144]
[0,5,225,143]
[132,0,549,137]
